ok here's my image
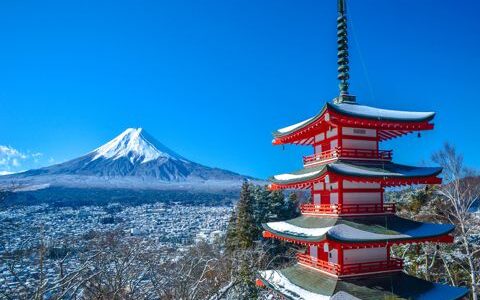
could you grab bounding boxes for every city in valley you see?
[0,202,232,292]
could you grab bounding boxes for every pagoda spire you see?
[335,0,356,104]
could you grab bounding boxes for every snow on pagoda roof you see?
[258,264,469,300]
[277,116,316,134]
[270,161,442,185]
[274,102,435,138]
[330,102,435,122]
[263,215,454,243]
[258,269,333,300]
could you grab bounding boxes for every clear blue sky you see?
[0,0,478,179]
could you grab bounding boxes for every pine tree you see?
[252,185,270,234]
[285,192,300,219]
[267,190,285,221]
[225,209,238,252]
[237,259,258,299]
[235,182,257,250]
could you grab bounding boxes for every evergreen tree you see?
[252,185,271,232]
[285,192,300,219]
[237,259,258,299]
[267,190,285,221]
[225,209,238,252]
[235,182,257,250]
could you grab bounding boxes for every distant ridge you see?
[0,128,252,191]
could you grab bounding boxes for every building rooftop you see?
[259,264,469,300]
[275,102,435,136]
[270,161,442,187]
[263,214,454,244]
[273,102,436,145]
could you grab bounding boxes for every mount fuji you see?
[1,128,251,191]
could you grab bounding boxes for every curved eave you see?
[326,102,435,123]
[272,105,329,145]
[258,265,470,300]
[272,102,436,145]
[269,162,442,190]
[262,215,455,245]
[329,162,443,179]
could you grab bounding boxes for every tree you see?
[0,231,100,300]
[225,209,238,252]
[432,143,480,299]
[267,190,285,222]
[251,185,271,233]
[235,182,257,250]
[285,192,300,219]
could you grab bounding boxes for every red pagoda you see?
[256,1,469,299]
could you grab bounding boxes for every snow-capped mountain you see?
[92,128,185,164]
[1,128,250,190]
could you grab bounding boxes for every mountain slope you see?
[1,128,251,190]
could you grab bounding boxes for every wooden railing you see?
[303,147,392,166]
[296,253,403,276]
[342,258,403,275]
[300,203,396,215]
[296,253,340,274]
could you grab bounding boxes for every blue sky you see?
[0,0,478,179]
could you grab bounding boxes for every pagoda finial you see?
[335,0,356,104]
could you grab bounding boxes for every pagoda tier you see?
[258,264,469,300]
[262,215,453,278]
[262,215,454,246]
[273,102,435,145]
[270,161,442,190]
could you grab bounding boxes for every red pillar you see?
[338,178,344,206]
[338,244,344,275]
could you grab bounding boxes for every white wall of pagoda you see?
[308,244,389,266]
[342,139,376,150]
[343,180,382,205]
[312,181,383,206]
[312,125,382,155]
[312,182,338,205]
[341,127,378,150]
[343,247,387,264]
[343,192,381,204]
[342,127,377,137]
[343,181,380,189]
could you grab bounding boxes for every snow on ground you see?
[13,183,51,192]
[0,171,15,176]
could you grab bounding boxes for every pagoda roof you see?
[273,102,435,145]
[258,264,469,300]
[262,214,454,245]
[270,161,442,188]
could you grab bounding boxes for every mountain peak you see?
[91,128,185,164]
[1,127,251,189]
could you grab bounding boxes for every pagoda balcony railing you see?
[300,203,396,215]
[296,253,403,277]
[303,147,392,166]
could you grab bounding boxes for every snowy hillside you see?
[0,128,251,190]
